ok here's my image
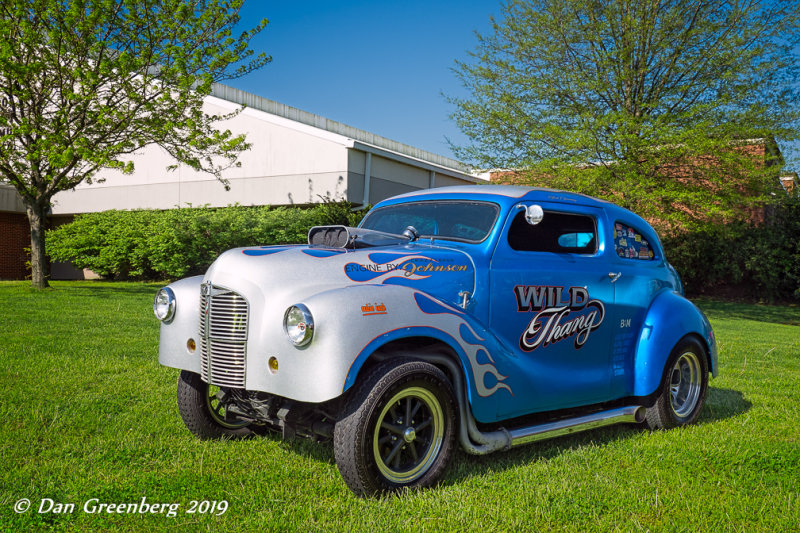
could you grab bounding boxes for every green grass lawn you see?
[1,281,798,531]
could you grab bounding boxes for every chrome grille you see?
[199,284,248,388]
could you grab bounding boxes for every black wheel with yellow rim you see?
[177,370,252,439]
[333,358,457,496]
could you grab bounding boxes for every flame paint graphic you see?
[414,293,512,397]
[301,249,348,258]
[457,322,512,397]
[242,246,294,256]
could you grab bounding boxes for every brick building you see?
[780,172,798,195]
[489,138,792,228]
[0,187,28,280]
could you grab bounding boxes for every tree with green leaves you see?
[0,0,269,288]
[451,0,800,230]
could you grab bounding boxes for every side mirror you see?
[525,205,544,225]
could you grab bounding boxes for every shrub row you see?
[47,197,800,300]
[47,202,366,280]
[663,196,800,301]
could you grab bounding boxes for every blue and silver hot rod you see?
[154,185,717,496]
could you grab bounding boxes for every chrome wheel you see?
[373,386,444,483]
[206,384,249,429]
[669,351,702,418]
[645,338,708,430]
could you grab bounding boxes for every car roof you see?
[371,185,663,254]
[380,185,611,209]
[377,185,656,237]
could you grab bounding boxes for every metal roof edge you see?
[351,141,481,183]
[210,83,472,174]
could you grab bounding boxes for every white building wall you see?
[47,86,481,215]
[51,97,353,214]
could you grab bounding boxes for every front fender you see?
[633,290,718,398]
[157,276,203,374]
[337,289,514,422]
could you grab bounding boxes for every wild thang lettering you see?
[514,285,605,351]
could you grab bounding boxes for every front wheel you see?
[333,358,457,496]
[645,337,709,430]
[176,370,252,439]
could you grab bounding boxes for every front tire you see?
[176,370,252,439]
[333,358,457,496]
[645,337,709,430]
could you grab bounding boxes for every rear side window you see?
[507,211,597,254]
[614,222,654,260]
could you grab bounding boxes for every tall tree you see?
[0,0,269,288]
[451,0,800,230]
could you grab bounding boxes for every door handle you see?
[458,290,471,309]
[608,272,622,283]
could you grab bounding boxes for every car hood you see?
[203,243,476,308]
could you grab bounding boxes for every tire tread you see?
[333,358,456,496]
[645,338,708,430]
[177,370,252,439]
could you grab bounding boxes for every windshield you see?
[360,200,500,243]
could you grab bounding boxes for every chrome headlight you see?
[283,304,314,347]
[153,287,176,322]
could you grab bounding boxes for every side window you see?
[507,211,597,253]
[614,222,654,260]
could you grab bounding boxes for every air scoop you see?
[308,225,411,249]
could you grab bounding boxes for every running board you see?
[508,405,646,447]
[406,352,647,455]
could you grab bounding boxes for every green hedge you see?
[47,203,366,280]
[663,196,800,301]
[48,197,800,300]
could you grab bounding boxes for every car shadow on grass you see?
[246,428,338,465]
[282,437,338,465]
[700,387,752,423]
[240,386,752,494]
[440,386,751,489]
[441,422,644,488]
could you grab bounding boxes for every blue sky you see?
[229,1,500,160]
[229,1,798,171]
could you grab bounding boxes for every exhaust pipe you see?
[409,352,645,454]
[508,405,645,447]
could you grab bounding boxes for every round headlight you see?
[283,304,314,347]
[153,287,176,322]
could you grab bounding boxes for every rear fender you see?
[633,290,718,398]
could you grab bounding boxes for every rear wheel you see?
[333,358,457,496]
[177,370,252,439]
[646,338,708,430]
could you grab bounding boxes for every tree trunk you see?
[25,201,50,289]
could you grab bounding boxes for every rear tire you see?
[177,370,252,439]
[645,338,708,430]
[333,358,457,496]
